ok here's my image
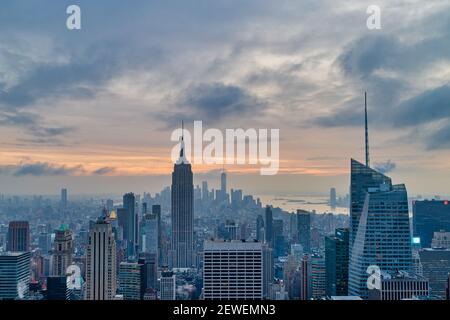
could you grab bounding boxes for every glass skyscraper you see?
[325,228,349,297]
[348,159,412,299]
[297,210,311,253]
[413,200,450,248]
[0,251,31,300]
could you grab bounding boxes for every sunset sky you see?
[1,0,450,197]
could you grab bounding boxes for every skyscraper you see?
[262,244,274,299]
[46,276,69,300]
[122,192,138,258]
[220,170,227,203]
[138,253,157,291]
[7,221,30,252]
[201,181,208,202]
[348,159,413,299]
[256,215,265,242]
[52,225,73,276]
[419,248,450,298]
[118,262,145,300]
[265,206,273,246]
[140,212,159,256]
[61,188,68,210]
[86,217,117,300]
[330,188,337,208]
[203,240,263,300]
[413,200,450,248]
[297,210,311,253]
[171,131,194,268]
[0,252,31,300]
[300,254,312,300]
[325,228,349,297]
[160,270,176,300]
[311,254,326,299]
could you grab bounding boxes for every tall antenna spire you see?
[181,120,184,141]
[177,120,187,163]
[365,92,370,167]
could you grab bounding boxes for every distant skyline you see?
[1,1,450,196]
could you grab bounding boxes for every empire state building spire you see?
[177,120,188,164]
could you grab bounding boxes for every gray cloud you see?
[182,83,265,120]
[0,110,75,143]
[92,167,116,175]
[392,85,450,127]
[158,82,266,127]
[424,121,450,150]
[12,162,85,177]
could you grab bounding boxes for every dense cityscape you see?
[1,1,450,309]
[1,117,450,301]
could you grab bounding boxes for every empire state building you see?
[170,131,194,268]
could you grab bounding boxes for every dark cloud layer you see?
[158,82,266,127]
[92,167,116,175]
[0,162,116,177]
[12,162,84,177]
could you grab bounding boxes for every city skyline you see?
[1,1,450,197]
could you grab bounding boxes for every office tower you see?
[160,270,176,300]
[38,232,52,254]
[106,199,114,212]
[46,276,69,300]
[220,170,227,203]
[221,170,227,194]
[283,254,299,299]
[201,181,208,202]
[142,202,148,215]
[224,220,239,240]
[348,159,412,299]
[273,219,285,258]
[290,214,298,243]
[311,254,326,299]
[419,248,450,298]
[118,262,145,300]
[171,133,194,269]
[300,254,312,300]
[262,244,274,299]
[61,188,68,209]
[86,217,117,300]
[325,228,350,297]
[256,215,265,242]
[330,188,337,208]
[413,200,450,248]
[367,271,429,300]
[231,189,243,208]
[151,205,163,266]
[203,240,263,300]
[297,210,311,253]
[122,192,138,258]
[431,231,450,249]
[265,206,273,246]
[52,225,73,276]
[0,252,31,300]
[138,253,157,291]
[7,221,30,252]
[140,212,159,257]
